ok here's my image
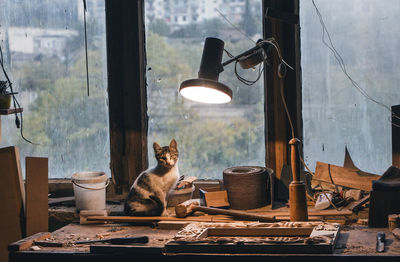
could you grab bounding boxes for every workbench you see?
[8,217,400,262]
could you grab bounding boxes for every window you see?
[145,0,264,179]
[300,1,400,175]
[0,0,110,178]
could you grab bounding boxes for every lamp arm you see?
[221,43,266,67]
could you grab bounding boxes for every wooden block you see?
[313,161,380,191]
[26,157,48,236]
[388,214,400,232]
[80,209,109,216]
[204,190,230,208]
[8,232,51,251]
[392,228,400,240]
[0,147,24,262]
[79,209,109,225]
[157,221,190,230]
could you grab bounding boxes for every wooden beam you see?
[263,0,302,201]
[26,157,48,236]
[393,105,400,167]
[105,0,148,194]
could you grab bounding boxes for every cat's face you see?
[153,139,179,168]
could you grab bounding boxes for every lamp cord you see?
[272,41,343,210]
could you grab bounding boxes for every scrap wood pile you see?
[309,158,400,221]
[309,160,377,213]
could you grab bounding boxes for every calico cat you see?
[124,139,180,216]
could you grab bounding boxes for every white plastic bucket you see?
[71,171,109,211]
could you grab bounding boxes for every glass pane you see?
[0,0,110,178]
[300,1,400,175]
[145,0,265,179]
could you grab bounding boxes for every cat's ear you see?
[153,142,162,153]
[169,139,177,150]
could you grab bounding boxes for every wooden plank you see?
[0,147,24,262]
[8,232,51,251]
[26,157,48,236]
[83,215,234,224]
[346,194,370,212]
[313,161,380,191]
[393,105,400,167]
[48,196,75,206]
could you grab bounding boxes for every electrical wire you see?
[234,61,264,86]
[216,9,256,44]
[311,0,400,127]
[83,0,90,97]
[265,34,343,211]
[0,45,38,145]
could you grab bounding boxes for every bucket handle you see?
[72,178,110,190]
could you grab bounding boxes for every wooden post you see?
[393,105,400,167]
[263,0,302,201]
[105,0,148,194]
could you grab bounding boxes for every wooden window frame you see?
[49,0,302,201]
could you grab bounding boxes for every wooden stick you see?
[82,215,235,224]
[346,194,370,212]
[190,206,276,222]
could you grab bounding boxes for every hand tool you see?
[376,232,385,252]
[75,236,149,245]
[175,199,275,222]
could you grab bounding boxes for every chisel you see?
[75,236,149,245]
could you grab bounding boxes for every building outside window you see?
[145,0,264,179]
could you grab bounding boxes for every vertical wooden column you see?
[105,0,148,194]
[263,0,302,201]
[26,157,48,236]
[393,105,400,167]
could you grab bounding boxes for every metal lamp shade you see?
[179,37,233,104]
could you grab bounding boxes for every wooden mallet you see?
[175,199,275,222]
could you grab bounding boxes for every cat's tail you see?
[124,195,164,216]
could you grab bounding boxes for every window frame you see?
[47,0,302,200]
